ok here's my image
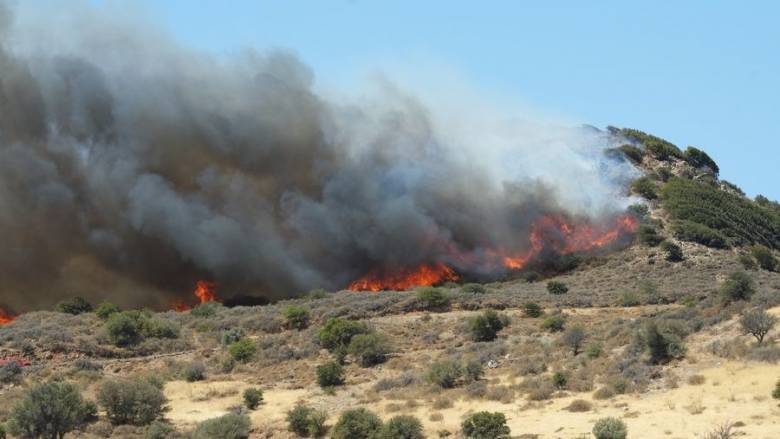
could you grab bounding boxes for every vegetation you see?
[191,414,250,439]
[375,415,424,439]
[105,310,179,347]
[56,296,94,315]
[183,362,206,382]
[740,308,777,345]
[546,281,568,295]
[561,325,587,355]
[316,361,345,388]
[190,302,222,318]
[427,360,464,388]
[318,318,369,353]
[468,310,507,342]
[95,302,120,320]
[617,144,644,164]
[751,245,778,271]
[228,338,257,363]
[642,320,686,364]
[522,302,543,318]
[636,225,664,246]
[461,283,487,294]
[283,306,310,330]
[592,417,628,439]
[243,388,263,410]
[98,378,167,425]
[8,382,96,439]
[773,380,780,400]
[720,270,755,303]
[684,146,719,175]
[671,220,728,248]
[660,241,684,262]
[145,421,178,439]
[347,333,390,367]
[286,404,327,437]
[541,315,566,332]
[631,176,658,200]
[415,286,451,311]
[617,127,683,161]
[461,411,511,439]
[331,408,382,439]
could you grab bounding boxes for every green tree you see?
[8,382,95,439]
[426,360,464,388]
[105,311,147,346]
[243,388,263,410]
[546,281,569,295]
[461,412,510,439]
[56,296,93,315]
[643,321,686,364]
[415,287,451,311]
[660,241,684,262]
[561,325,587,355]
[316,361,345,388]
[469,310,506,342]
[751,245,778,271]
[286,404,327,437]
[95,302,120,320]
[522,302,543,318]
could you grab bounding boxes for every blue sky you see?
[115,1,779,199]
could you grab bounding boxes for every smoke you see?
[0,2,638,310]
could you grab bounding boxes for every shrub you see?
[56,296,94,315]
[592,417,627,439]
[552,371,568,389]
[586,342,604,359]
[566,399,592,412]
[220,327,246,346]
[720,270,755,303]
[671,220,728,248]
[464,360,484,383]
[191,414,250,439]
[738,254,757,270]
[546,281,568,295]
[318,318,369,352]
[0,424,5,439]
[469,310,506,342]
[751,245,778,271]
[617,144,644,164]
[228,338,257,363]
[331,408,382,439]
[461,283,487,294]
[561,325,586,355]
[541,315,566,332]
[105,311,146,346]
[145,421,177,439]
[286,404,327,437]
[461,411,510,439]
[316,361,345,388]
[620,291,641,307]
[7,382,96,439]
[631,176,657,200]
[522,302,543,318]
[684,146,719,174]
[142,318,180,339]
[773,380,780,400]
[283,306,310,330]
[348,333,390,367]
[427,360,464,388]
[184,362,206,382]
[98,378,167,425]
[661,241,684,262]
[416,287,451,311]
[190,301,222,318]
[0,361,22,384]
[375,415,424,439]
[642,320,686,364]
[740,308,777,345]
[637,225,664,246]
[95,302,121,320]
[243,388,263,410]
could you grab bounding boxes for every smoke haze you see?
[0,2,638,310]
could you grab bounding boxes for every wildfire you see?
[0,307,17,325]
[172,280,220,311]
[348,263,460,292]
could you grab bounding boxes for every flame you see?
[348,263,460,292]
[0,307,17,325]
[172,302,191,312]
[194,280,219,304]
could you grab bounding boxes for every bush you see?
[642,320,686,364]
[56,296,94,315]
[522,302,543,318]
[142,318,180,339]
[773,380,780,400]
[684,146,719,174]
[0,361,22,384]
[228,338,257,363]
[720,270,755,303]
[331,408,382,439]
[316,361,345,388]
[8,382,96,439]
[566,399,592,412]
[468,310,506,342]
[220,327,246,346]
[348,333,390,367]
[637,225,664,246]
[286,404,327,437]
[617,144,644,164]
[191,414,250,439]
[98,378,167,425]
[190,301,222,318]
[0,424,5,439]
[243,388,263,410]
[427,360,464,388]
[671,220,728,248]
[546,281,568,295]
[561,325,587,355]
[541,315,566,332]
[184,362,206,382]
[283,306,310,330]
[660,241,684,262]
[631,176,657,200]
[740,308,777,345]
[318,318,369,353]
[105,311,146,346]
[416,287,451,311]
[586,342,603,359]
[464,360,484,383]
[592,417,627,439]
[95,302,121,320]
[751,245,778,271]
[145,421,177,439]
[375,415,424,439]
[738,253,757,270]
[461,411,511,439]
[461,283,487,294]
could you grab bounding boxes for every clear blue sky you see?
[120,1,780,199]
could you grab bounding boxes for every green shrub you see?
[98,378,167,425]
[592,417,627,439]
[469,310,507,342]
[283,306,310,330]
[561,325,586,355]
[416,287,451,311]
[318,318,369,352]
[627,203,649,220]
[331,408,382,439]
[228,338,257,363]
[522,302,543,318]
[191,414,250,439]
[0,362,22,384]
[461,283,487,294]
[642,320,686,364]
[619,291,641,307]
[190,301,222,318]
[546,281,568,295]
[541,315,566,332]
[720,270,755,303]
[8,382,96,439]
[347,333,390,367]
[464,360,484,383]
[286,404,327,437]
[684,146,719,175]
[145,421,177,439]
[586,342,603,359]
[773,380,780,400]
[316,361,345,388]
[56,296,94,315]
[427,360,464,388]
[660,241,684,262]
[671,220,728,248]
[183,362,206,382]
[95,302,121,320]
[636,225,664,246]
[0,424,5,439]
[617,128,683,161]
[142,318,180,339]
[751,245,778,271]
[552,371,568,389]
[617,144,644,164]
[375,415,424,439]
[243,388,263,410]
[105,311,147,347]
[631,176,657,200]
[220,327,246,346]
[738,253,757,270]
[461,411,510,439]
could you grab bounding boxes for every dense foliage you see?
[286,404,327,437]
[191,414,250,439]
[98,378,167,426]
[8,382,96,439]
[331,409,382,439]
[461,412,511,439]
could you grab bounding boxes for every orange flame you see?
[0,307,17,325]
[194,280,219,304]
[348,263,460,292]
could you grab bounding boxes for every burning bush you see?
[98,378,167,426]
[468,310,508,342]
[8,382,97,438]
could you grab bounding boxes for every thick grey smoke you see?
[0,2,637,310]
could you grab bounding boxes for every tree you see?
[561,325,587,355]
[684,146,720,175]
[331,409,382,439]
[316,361,345,388]
[592,417,627,439]
[347,333,390,367]
[461,412,510,439]
[97,378,167,425]
[720,270,755,303]
[8,382,95,439]
[740,308,777,345]
[56,297,93,315]
[546,281,569,295]
[375,415,424,439]
[631,176,657,200]
[191,414,250,439]
[468,310,506,342]
[283,306,310,330]
[643,320,686,364]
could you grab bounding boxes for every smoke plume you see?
[0,2,638,310]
